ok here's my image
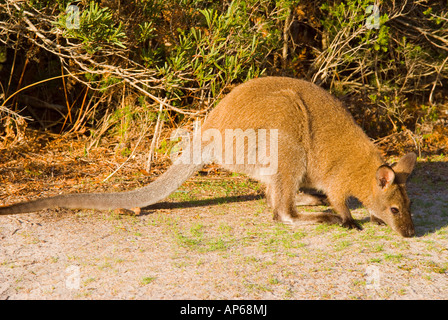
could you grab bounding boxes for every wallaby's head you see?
[370,152,417,237]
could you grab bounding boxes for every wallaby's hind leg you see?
[262,140,341,227]
[268,176,342,227]
[294,190,361,229]
[265,185,274,208]
[268,177,300,224]
[295,192,328,206]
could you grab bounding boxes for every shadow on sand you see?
[407,160,448,236]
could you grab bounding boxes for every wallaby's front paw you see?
[341,219,363,231]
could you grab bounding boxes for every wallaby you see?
[0,77,417,237]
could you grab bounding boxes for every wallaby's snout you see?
[371,152,417,237]
[402,222,415,238]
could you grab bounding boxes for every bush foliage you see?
[0,0,447,148]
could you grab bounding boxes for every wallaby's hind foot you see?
[269,178,346,229]
[295,192,329,206]
[271,198,300,224]
[275,210,342,227]
[298,211,342,226]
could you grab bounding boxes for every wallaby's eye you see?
[390,207,399,214]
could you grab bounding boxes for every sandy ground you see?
[1,154,447,300]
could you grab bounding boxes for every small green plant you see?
[140,276,157,285]
[56,1,126,53]
[384,253,404,263]
[170,218,241,253]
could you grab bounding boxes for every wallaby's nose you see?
[403,226,415,237]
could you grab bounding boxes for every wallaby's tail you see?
[0,161,204,215]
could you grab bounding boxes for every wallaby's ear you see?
[376,165,395,189]
[392,152,417,184]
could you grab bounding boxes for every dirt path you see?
[1,153,447,300]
